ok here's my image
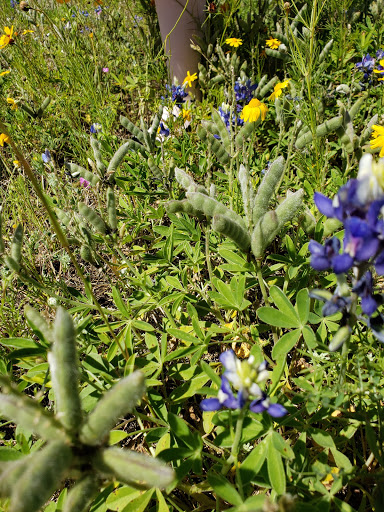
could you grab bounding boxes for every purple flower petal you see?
[267,403,288,418]
[314,192,335,218]
[200,398,221,411]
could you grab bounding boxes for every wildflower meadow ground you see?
[2,0,384,511]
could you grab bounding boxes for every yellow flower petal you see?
[266,37,281,50]
[182,71,197,88]
[225,37,243,48]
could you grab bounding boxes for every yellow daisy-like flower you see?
[0,69,11,76]
[370,125,384,157]
[240,98,268,123]
[269,79,291,101]
[0,133,10,146]
[182,109,191,122]
[7,98,18,111]
[225,37,243,48]
[22,29,34,35]
[182,71,197,88]
[266,37,281,50]
[0,26,15,50]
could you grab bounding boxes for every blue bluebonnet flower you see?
[95,6,102,15]
[200,350,287,418]
[309,154,384,317]
[377,49,384,60]
[234,77,257,103]
[355,54,375,80]
[158,122,170,137]
[90,123,102,134]
[163,84,188,106]
[217,103,244,132]
[10,0,18,8]
[42,149,51,163]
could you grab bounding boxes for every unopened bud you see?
[19,1,30,11]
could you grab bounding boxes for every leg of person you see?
[155,0,206,98]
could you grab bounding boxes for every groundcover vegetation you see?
[2,0,384,510]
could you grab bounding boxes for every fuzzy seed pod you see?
[65,162,100,186]
[212,214,251,252]
[63,475,99,512]
[78,202,107,235]
[11,224,23,265]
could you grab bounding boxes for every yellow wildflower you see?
[370,125,384,157]
[269,79,290,101]
[22,30,34,35]
[266,37,281,50]
[7,98,18,110]
[0,70,11,76]
[183,71,197,88]
[0,133,10,146]
[182,109,191,122]
[13,160,21,168]
[321,467,339,489]
[240,98,268,123]
[225,37,243,48]
[0,26,15,50]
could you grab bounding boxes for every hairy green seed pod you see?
[216,44,230,72]
[149,106,163,147]
[19,103,36,118]
[11,224,23,265]
[360,114,378,144]
[90,137,107,176]
[264,48,289,62]
[24,305,52,344]
[141,118,153,152]
[78,222,93,245]
[107,141,140,177]
[174,168,208,194]
[336,125,354,154]
[0,458,30,497]
[165,199,202,218]
[0,391,66,442]
[10,441,73,512]
[255,75,268,96]
[120,115,146,145]
[238,164,254,223]
[186,192,247,229]
[290,3,307,30]
[349,94,367,120]
[106,187,117,231]
[4,256,20,273]
[209,74,225,85]
[329,325,351,352]
[80,244,97,265]
[36,96,51,118]
[211,109,230,147]
[323,218,342,237]
[271,31,289,47]
[78,202,107,235]
[148,156,163,180]
[251,189,304,258]
[48,307,82,433]
[63,475,99,512]
[80,371,145,446]
[253,156,285,225]
[235,121,256,149]
[197,126,230,165]
[212,215,251,252]
[257,76,279,99]
[317,39,334,65]
[296,116,343,149]
[65,163,100,186]
[295,130,313,149]
[55,207,71,227]
[93,448,174,490]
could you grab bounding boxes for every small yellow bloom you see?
[269,79,291,101]
[0,69,11,76]
[266,37,281,50]
[89,32,94,38]
[225,37,243,48]
[7,98,18,111]
[13,160,21,168]
[0,133,10,146]
[240,98,268,123]
[22,29,34,35]
[182,109,191,122]
[182,70,197,88]
[0,26,15,50]
[370,124,384,157]
[321,467,339,488]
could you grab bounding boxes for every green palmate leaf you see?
[63,475,99,512]
[121,490,155,512]
[10,441,73,512]
[295,288,310,325]
[48,307,82,433]
[207,473,243,506]
[271,329,301,360]
[225,495,266,512]
[267,435,286,495]
[257,306,299,329]
[93,448,174,489]
[270,286,299,323]
[270,431,294,460]
[80,371,145,446]
[309,428,336,449]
